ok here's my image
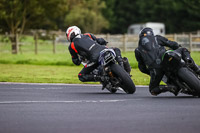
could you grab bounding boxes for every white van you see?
[128,22,165,35]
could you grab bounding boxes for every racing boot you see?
[113,47,124,69]
[151,85,179,96]
[116,56,124,69]
[183,49,200,75]
[160,85,179,96]
[191,63,200,75]
[123,57,131,75]
[118,60,124,69]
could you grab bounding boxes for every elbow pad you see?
[97,38,108,45]
[170,41,179,50]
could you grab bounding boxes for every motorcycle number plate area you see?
[104,53,111,60]
[104,53,114,64]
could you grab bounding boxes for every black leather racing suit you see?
[68,33,108,82]
[135,35,180,95]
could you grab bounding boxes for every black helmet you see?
[139,27,154,38]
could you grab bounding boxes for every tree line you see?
[0,0,199,53]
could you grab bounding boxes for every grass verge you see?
[0,52,199,68]
[0,52,199,85]
[0,52,139,68]
[0,64,150,85]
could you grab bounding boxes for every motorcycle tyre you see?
[178,67,200,97]
[110,64,136,94]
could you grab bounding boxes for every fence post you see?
[197,30,200,35]
[34,33,38,54]
[189,33,192,52]
[53,34,56,54]
[106,33,108,41]
[106,33,110,47]
[123,34,126,52]
[15,33,19,54]
[173,33,177,42]
[11,33,19,54]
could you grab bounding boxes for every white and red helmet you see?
[66,26,81,42]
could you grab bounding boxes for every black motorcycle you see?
[92,49,136,94]
[162,50,200,97]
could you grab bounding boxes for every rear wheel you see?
[178,67,200,96]
[110,64,136,94]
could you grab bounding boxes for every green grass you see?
[0,53,73,66]
[0,64,83,84]
[0,52,139,68]
[0,51,199,68]
[0,64,150,85]
[1,34,199,67]
[0,50,148,85]
[0,34,69,54]
[0,39,200,85]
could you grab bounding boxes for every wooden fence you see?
[57,33,200,52]
[0,32,200,54]
[95,33,200,52]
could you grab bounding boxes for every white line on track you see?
[0,99,140,104]
[0,99,143,104]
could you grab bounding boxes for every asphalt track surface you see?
[0,83,200,133]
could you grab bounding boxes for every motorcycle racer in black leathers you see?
[135,27,200,96]
[66,26,130,83]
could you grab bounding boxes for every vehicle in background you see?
[128,22,165,36]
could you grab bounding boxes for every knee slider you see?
[78,73,85,82]
[149,86,162,95]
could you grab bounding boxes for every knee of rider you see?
[182,48,191,59]
[113,48,123,62]
[182,47,190,53]
[78,73,85,82]
[113,47,121,56]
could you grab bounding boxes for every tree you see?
[103,0,200,34]
[102,0,140,34]
[180,0,200,32]
[65,0,109,33]
[0,0,68,54]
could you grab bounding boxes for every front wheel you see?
[110,64,136,94]
[178,67,200,96]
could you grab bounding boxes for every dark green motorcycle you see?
[162,50,200,97]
